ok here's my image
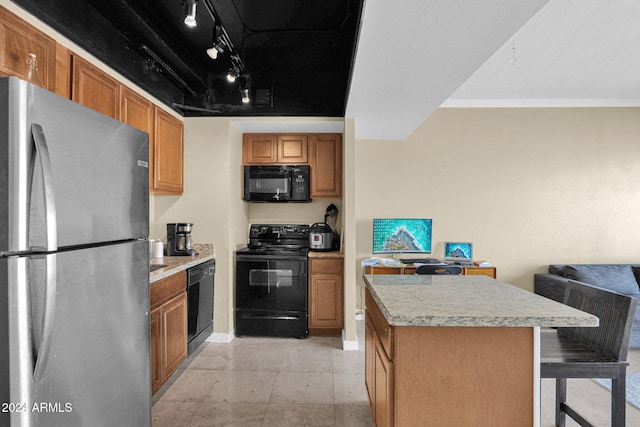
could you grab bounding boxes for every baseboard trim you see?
[342,329,359,351]
[206,331,235,343]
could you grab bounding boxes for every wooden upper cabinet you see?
[243,134,278,164]
[278,135,308,163]
[0,5,56,91]
[310,134,342,198]
[242,132,343,199]
[71,55,119,119]
[120,86,154,187]
[243,134,309,164]
[153,107,184,194]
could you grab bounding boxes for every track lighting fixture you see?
[239,76,251,104]
[206,35,226,60]
[183,0,198,27]
[227,61,240,82]
[240,87,250,103]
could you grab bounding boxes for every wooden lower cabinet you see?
[366,312,394,427]
[364,288,534,426]
[373,334,393,427]
[365,290,394,427]
[308,257,343,335]
[150,271,187,394]
[149,307,162,393]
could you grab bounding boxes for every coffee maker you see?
[167,223,198,256]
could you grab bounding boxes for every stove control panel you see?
[249,224,309,239]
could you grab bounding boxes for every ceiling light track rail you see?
[200,0,248,75]
[173,103,222,114]
[139,44,197,96]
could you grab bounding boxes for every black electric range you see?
[235,224,310,338]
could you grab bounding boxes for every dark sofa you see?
[534,264,640,348]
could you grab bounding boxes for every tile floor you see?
[153,320,640,427]
[152,321,373,427]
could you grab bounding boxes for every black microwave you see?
[243,165,311,202]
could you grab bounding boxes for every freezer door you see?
[1,240,150,427]
[0,77,149,254]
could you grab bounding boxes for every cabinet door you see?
[374,334,394,427]
[161,292,188,381]
[153,107,184,194]
[309,258,343,334]
[150,307,162,394]
[243,134,278,164]
[309,275,343,331]
[309,134,342,198]
[278,135,308,163]
[0,6,56,90]
[121,87,154,188]
[365,313,376,410]
[71,56,119,119]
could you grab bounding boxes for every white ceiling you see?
[346,0,640,140]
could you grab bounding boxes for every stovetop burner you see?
[241,224,310,255]
[237,246,309,256]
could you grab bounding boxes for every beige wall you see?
[151,118,247,336]
[151,117,349,339]
[354,107,640,308]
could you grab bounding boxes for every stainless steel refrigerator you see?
[0,77,151,426]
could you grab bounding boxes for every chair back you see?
[415,264,463,275]
[559,280,638,361]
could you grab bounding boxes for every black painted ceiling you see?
[11,0,364,117]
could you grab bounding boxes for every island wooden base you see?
[365,290,535,426]
[398,327,533,426]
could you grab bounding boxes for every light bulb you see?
[240,88,250,103]
[206,47,218,59]
[184,3,197,27]
[184,15,197,27]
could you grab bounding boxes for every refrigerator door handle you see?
[31,254,57,383]
[31,123,58,252]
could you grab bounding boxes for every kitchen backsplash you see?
[248,199,342,228]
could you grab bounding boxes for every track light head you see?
[240,88,250,103]
[183,0,198,27]
[239,76,251,103]
[206,37,226,60]
[227,65,240,82]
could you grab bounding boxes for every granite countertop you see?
[363,274,598,328]
[308,250,343,258]
[150,243,215,283]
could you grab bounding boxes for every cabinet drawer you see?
[463,267,496,278]
[365,288,393,358]
[310,258,343,275]
[150,270,186,309]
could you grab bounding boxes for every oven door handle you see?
[239,314,304,321]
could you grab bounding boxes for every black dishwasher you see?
[187,259,215,355]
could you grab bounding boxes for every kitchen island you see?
[363,274,598,427]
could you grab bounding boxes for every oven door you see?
[235,255,307,312]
